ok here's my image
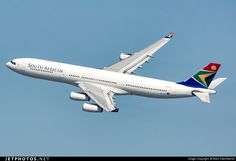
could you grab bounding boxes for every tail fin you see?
[178,62,221,88]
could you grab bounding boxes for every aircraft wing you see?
[78,82,118,112]
[104,32,174,74]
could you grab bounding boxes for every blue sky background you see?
[0,0,235,156]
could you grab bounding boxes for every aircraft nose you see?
[6,62,11,68]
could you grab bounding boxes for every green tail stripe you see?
[193,70,213,86]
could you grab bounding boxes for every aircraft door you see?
[166,86,175,97]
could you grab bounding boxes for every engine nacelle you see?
[70,92,90,101]
[119,53,133,61]
[82,103,103,112]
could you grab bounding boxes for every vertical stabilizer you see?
[178,63,221,88]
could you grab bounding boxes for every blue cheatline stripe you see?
[177,77,206,88]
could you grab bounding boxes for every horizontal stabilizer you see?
[208,78,227,89]
[192,91,210,103]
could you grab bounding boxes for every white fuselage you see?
[6,58,214,99]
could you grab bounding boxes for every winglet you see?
[111,108,119,112]
[165,32,174,39]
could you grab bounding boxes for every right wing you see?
[104,32,174,74]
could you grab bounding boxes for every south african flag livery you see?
[178,63,221,88]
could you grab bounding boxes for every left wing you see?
[78,82,118,112]
[104,32,174,74]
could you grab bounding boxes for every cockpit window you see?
[11,60,16,65]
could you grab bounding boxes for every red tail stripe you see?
[203,63,221,72]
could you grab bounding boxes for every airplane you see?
[6,32,227,112]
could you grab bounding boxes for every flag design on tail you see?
[178,63,221,88]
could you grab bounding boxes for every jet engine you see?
[119,53,133,61]
[82,103,103,112]
[70,92,90,101]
